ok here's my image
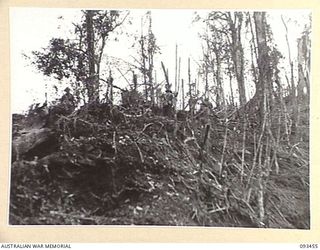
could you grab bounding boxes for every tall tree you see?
[227,12,247,106]
[281,15,296,99]
[253,12,272,120]
[297,23,311,101]
[129,12,160,103]
[137,11,160,102]
[86,10,98,103]
[202,17,228,107]
[31,10,129,104]
[198,11,247,106]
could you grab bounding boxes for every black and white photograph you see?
[9,8,311,228]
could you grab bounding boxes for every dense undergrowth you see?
[9,99,309,228]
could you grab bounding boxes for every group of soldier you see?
[53,82,213,121]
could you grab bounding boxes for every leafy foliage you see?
[30,10,129,99]
[32,38,87,81]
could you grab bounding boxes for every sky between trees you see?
[10,8,310,113]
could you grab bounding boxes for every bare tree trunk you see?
[281,15,296,99]
[148,50,154,105]
[188,58,193,116]
[154,70,159,105]
[248,13,259,88]
[228,12,247,106]
[204,65,209,99]
[161,61,170,88]
[140,17,148,101]
[108,70,113,102]
[133,72,138,91]
[203,33,210,100]
[147,14,154,105]
[228,64,235,106]
[214,52,223,107]
[175,44,178,92]
[297,36,310,101]
[254,12,270,121]
[86,10,99,103]
[177,57,181,92]
[253,11,273,227]
[181,79,185,110]
[176,57,181,108]
[281,15,300,138]
[296,34,310,142]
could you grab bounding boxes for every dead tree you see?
[253,12,272,121]
[181,79,185,110]
[86,10,99,103]
[227,12,247,106]
[252,11,274,227]
[188,58,194,116]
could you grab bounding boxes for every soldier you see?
[60,87,76,115]
[197,98,213,126]
[201,98,213,111]
[162,89,176,117]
